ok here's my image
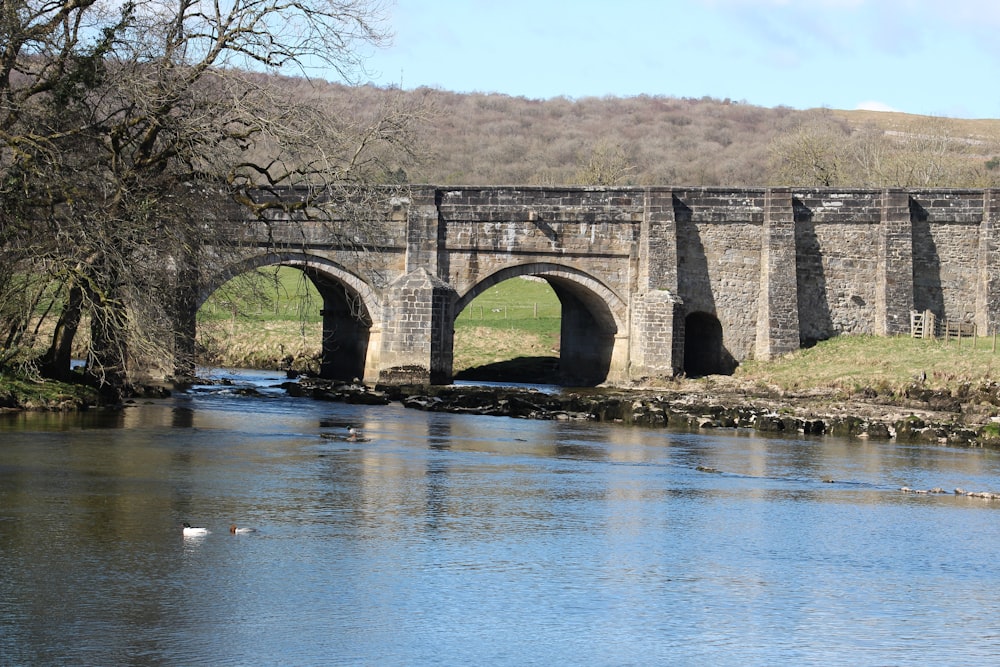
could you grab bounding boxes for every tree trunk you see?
[85,264,132,400]
[38,283,84,382]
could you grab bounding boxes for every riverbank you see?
[0,373,102,412]
[289,373,1000,448]
[6,334,1000,446]
[4,370,1000,447]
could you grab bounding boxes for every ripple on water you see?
[5,384,1000,664]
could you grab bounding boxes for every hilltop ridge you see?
[286,78,1000,188]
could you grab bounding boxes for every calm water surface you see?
[3,370,1000,665]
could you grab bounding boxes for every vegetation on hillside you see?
[296,82,1000,188]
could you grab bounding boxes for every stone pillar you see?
[875,189,914,336]
[404,186,443,276]
[755,188,800,360]
[628,187,683,380]
[975,189,1000,335]
[376,268,457,385]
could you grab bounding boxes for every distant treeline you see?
[289,78,1000,188]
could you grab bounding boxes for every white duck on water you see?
[182,522,209,536]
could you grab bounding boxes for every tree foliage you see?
[767,114,850,186]
[574,141,635,186]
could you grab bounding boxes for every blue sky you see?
[357,0,1000,119]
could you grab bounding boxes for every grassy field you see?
[199,267,324,322]
[453,277,560,371]
[733,333,1000,395]
[197,270,562,373]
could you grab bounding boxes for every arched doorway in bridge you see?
[197,257,378,382]
[682,311,736,377]
[454,264,625,387]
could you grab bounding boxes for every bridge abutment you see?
[975,189,1000,335]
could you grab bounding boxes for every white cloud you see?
[855,101,901,113]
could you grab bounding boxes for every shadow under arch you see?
[202,252,382,381]
[455,262,627,387]
[683,311,736,377]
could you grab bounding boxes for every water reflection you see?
[2,383,1000,664]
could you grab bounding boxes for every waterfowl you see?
[230,524,257,534]
[182,522,209,536]
[346,426,371,442]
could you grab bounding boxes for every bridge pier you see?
[626,188,684,380]
[628,290,684,380]
[171,259,199,383]
[551,283,617,385]
[313,275,372,382]
[376,268,457,385]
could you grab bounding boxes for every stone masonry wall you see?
[793,190,882,341]
[629,188,682,377]
[673,188,764,363]
[910,190,984,322]
[211,185,1000,384]
[435,187,641,302]
[404,186,999,380]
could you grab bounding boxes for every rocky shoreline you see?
[7,371,1000,448]
[292,376,1000,448]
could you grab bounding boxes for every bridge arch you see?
[456,262,628,386]
[200,252,382,321]
[201,252,382,381]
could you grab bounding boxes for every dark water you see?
[3,370,1000,665]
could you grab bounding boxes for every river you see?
[2,369,1000,665]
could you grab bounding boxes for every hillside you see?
[292,79,1000,188]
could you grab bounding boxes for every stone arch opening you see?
[199,253,381,382]
[683,311,735,377]
[455,263,627,386]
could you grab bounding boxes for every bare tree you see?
[845,123,892,187]
[0,0,423,398]
[766,114,850,187]
[574,141,635,186]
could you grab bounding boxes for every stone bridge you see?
[177,185,1000,386]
